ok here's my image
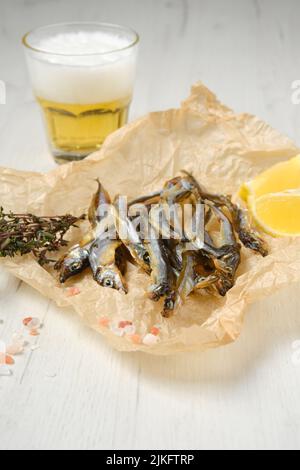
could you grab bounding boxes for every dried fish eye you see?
[70,262,82,272]
[103,278,114,288]
[165,300,174,311]
[143,253,150,264]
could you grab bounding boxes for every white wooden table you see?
[0,0,300,450]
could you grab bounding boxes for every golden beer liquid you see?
[38,96,131,163]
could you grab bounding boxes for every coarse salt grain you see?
[6,343,23,355]
[5,355,14,365]
[130,334,142,345]
[11,332,26,344]
[110,325,125,337]
[124,325,136,335]
[66,287,81,297]
[29,330,40,337]
[27,317,41,331]
[7,333,26,355]
[142,334,159,346]
[118,320,132,329]
[98,317,110,327]
[150,327,160,336]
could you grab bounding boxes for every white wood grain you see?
[0,0,300,450]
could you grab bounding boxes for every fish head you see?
[214,247,241,275]
[162,291,177,317]
[136,246,151,273]
[96,268,128,294]
[58,247,89,283]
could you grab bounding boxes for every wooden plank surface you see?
[0,0,299,450]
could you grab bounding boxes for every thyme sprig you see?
[0,207,85,265]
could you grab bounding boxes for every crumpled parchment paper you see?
[1,83,300,355]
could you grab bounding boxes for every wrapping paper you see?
[1,83,300,355]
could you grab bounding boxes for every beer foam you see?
[25,31,137,104]
[36,31,129,56]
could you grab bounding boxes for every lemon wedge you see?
[239,154,300,237]
[240,155,300,201]
[250,191,300,237]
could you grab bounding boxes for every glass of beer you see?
[23,22,139,164]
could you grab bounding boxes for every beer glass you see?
[23,23,139,164]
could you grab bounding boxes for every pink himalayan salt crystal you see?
[130,334,142,345]
[117,320,135,335]
[6,333,26,355]
[0,349,14,366]
[12,332,26,344]
[110,325,125,337]
[118,320,133,329]
[5,355,14,365]
[26,318,41,331]
[29,330,40,337]
[6,343,23,355]
[124,324,136,335]
[98,317,110,327]
[23,317,32,326]
[66,287,81,297]
[142,333,159,346]
[150,327,160,336]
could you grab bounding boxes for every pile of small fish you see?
[55,172,268,317]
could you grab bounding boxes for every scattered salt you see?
[110,325,125,337]
[98,317,110,327]
[118,320,133,329]
[29,329,40,337]
[7,333,26,355]
[6,344,22,355]
[130,334,142,345]
[5,355,14,365]
[66,287,81,297]
[142,334,159,346]
[150,327,160,336]
[0,316,43,376]
[0,352,5,365]
[26,318,41,331]
[11,332,26,345]
[124,325,136,335]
